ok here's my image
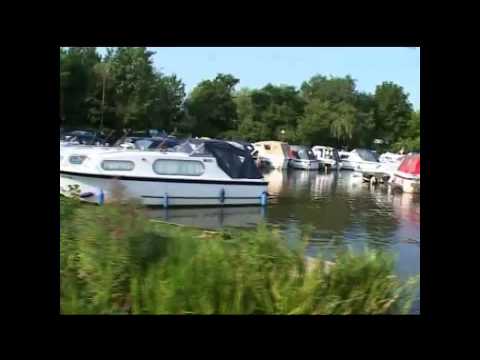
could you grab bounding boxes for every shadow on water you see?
[145,168,420,313]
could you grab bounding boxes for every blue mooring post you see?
[220,188,225,204]
[98,189,104,206]
[164,193,169,208]
[260,191,268,207]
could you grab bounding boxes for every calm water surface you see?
[146,169,420,313]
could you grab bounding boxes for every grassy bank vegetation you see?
[60,197,418,315]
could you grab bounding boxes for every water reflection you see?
[146,170,420,250]
[146,206,265,229]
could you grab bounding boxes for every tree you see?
[106,47,158,130]
[234,84,305,142]
[60,48,69,124]
[297,100,334,146]
[351,92,376,148]
[234,88,270,141]
[184,74,239,137]
[374,82,413,144]
[91,61,112,130]
[61,47,100,126]
[301,75,356,104]
[148,74,186,132]
[329,102,357,146]
[391,110,420,152]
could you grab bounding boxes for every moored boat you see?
[339,149,384,173]
[288,145,320,170]
[252,141,290,169]
[389,154,420,193]
[60,140,268,206]
[311,146,342,170]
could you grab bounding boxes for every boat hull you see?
[390,171,420,193]
[341,160,382,172]
[261,156,289,169]
[289,159,320,170]
[60,171,268,206]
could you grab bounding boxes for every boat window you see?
[69,155,87,164]
[264,144,271,150]
[356,149,378,162]
[153,159,205,176]
[102,160,135,171]
[135,140,154,150]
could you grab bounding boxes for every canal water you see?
[146,169,420,313]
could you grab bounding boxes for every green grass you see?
[60,197,419,315]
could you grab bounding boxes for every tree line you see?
[60,47,419,152]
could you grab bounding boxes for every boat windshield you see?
[356,149,379,162]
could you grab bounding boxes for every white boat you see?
[338,149,384,173]
[252,141,290,169]
[288,145,320,170]
[311,146,342,170]
[60,140,268,206]
[379,152,404,164]
[390,154,420,193]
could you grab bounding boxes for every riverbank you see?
[60,197,419,314]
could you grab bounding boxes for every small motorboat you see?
[288,145,320,170]
[339,149,384,173]
[60,139,268,206]
[377,152,405,180]
[252,141,290,169]
[311,146,342,170]
[389,154,420,193]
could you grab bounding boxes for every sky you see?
[97,47,420,110]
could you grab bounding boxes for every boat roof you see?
[254,141,288,145]
[289,145,310,151]
[398,154,420,175]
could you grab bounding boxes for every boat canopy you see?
[398,154,420,175]
[254,141,290,157]
[354,149,379,162]
[289,146,316,160]
[204,141,263,179]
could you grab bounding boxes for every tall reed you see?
[60,198,418,315]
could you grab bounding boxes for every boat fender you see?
[219,188,225,203]
[98,189,105,205]
[260,191,268,206]
[164,193,169,208]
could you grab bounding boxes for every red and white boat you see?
[390,154,420,193]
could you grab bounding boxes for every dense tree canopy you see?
[183,74,239,138]
[60,48,419,152]
[373,82,413,144]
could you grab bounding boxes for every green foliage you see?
[301,75,357,104]
[233,84,305,142]
[184,74,240,137]
[60,48,418,150]
[391,110,420,152]
[374,82,413,145]
[60,47,187,133]
[60,199,418,315]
